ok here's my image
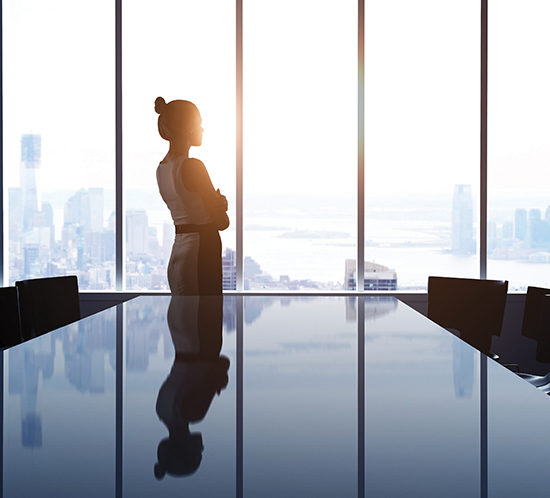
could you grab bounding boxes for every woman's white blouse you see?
[156,156,211,225]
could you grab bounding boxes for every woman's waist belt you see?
[175,223,214,234]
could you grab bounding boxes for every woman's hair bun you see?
[155,96,167,114]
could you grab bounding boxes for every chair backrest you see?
[16,276,80,341]
[428,276,508,353]
[520,286,550,364]
[522,286,550,340]
[0,286,23,347]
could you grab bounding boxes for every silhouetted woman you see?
[155,97,229,295]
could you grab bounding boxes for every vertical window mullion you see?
[480,0,488,280]
[236,0,243,292]
[116,0,123,290]
[480,2,489,497]
[0,0,4,286]
[358,0,365,292]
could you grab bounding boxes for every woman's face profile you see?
[188,117,203,147]
[175,111,202,147]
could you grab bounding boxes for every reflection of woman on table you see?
[154,296,230,479]
[155,97,229,296]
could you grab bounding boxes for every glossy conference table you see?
[3,296,550,498]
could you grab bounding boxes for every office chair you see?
[0,286,23,347]
[521,286,550,343]
[513,287,550,393]
[16,275,80,341]
[427,276,508,355]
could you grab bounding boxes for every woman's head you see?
[155,97,202,147]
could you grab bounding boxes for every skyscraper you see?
[488,221,497,253]
[126,210,149,255]
[222,248,237,290]
[502,221,513,240]
[527,208,550,248]
[451,184,475,255]
[88,188,104,233]
[514,208,528,241]
[20,134,41,231]
[65,189,91,230]
[9,187,23,241]
[23,245,40,277]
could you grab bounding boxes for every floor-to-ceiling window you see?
[487,0,550,291]
[3,0,115,289]
[364,0,480,291]
[123,0,236,291]
[243,0,357,291]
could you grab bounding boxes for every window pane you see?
[123,0,235,291]
[364,0,480,291]
[243,0,357,290]
[3,0,115,289]
[488,0,550,291]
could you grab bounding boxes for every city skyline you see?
[7,133,550,292]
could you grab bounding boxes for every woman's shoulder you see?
[182,157,206,169]
[182,157,209,179]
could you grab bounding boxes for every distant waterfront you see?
[40,189,550,291]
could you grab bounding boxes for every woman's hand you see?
[212,189,230,230]
[215,189,228,212]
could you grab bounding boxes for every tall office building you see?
[451,184,475,254]
[529,208,541,223]
[126,210,149,255]
[502,221,513,240]
[88,188,104,233]
[345,259,356,290]
[10,134,59,280]
[222,248,237,290]
[23,245,40,277]
[63,190,91,270]
[528,209,540,248]
[514,208,528,241]
[488,221,497,253]
[65,189,91,230]
[20,134,41,231]
[40,201,55,249]
[527,208,550,248]
[9,187,23,241]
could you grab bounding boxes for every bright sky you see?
[3,0,114,191]
[3,0,550,199]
